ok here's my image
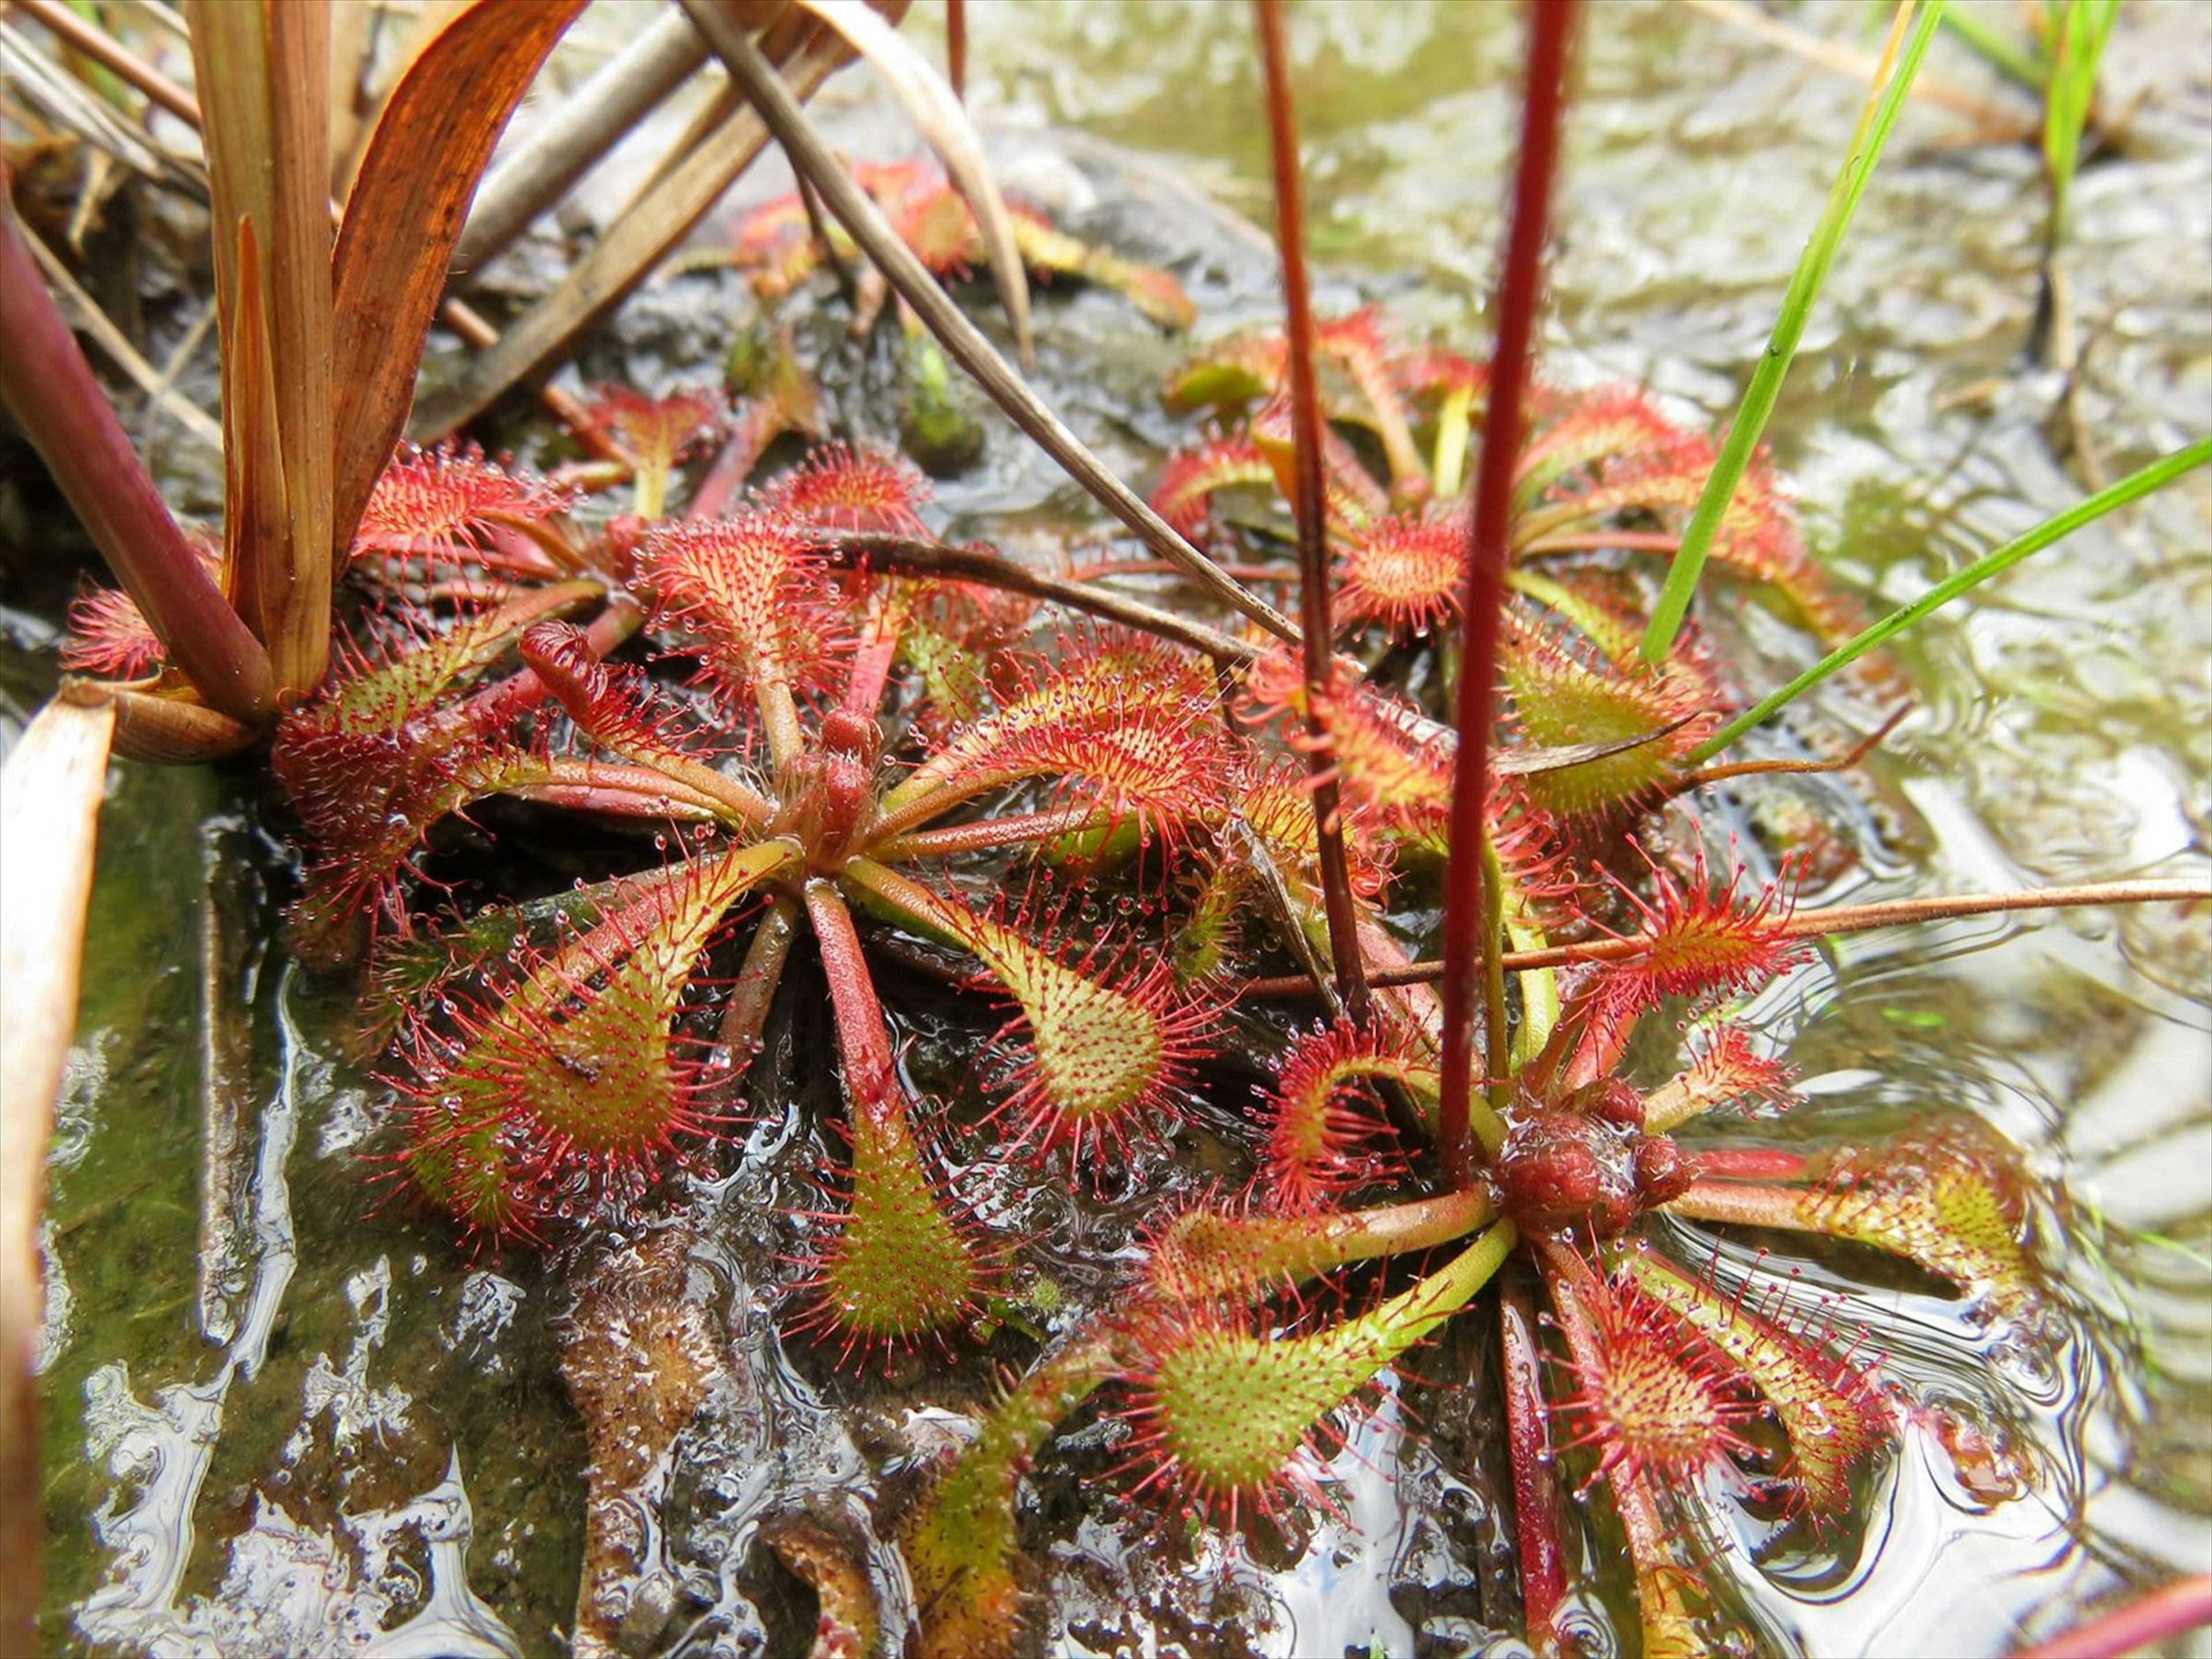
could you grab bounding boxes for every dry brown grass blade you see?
[1684,0,2024,131]
[453,6,709,271]
[100,681,262,762]
[328,0,377,192]
[17,211,223,452]
[794,0,1032,364]
[331,0,588,558]
[0,15,204,198]
[187,0,334,695]
[0,690,116,1655]
[414,9,871,440]
[14,0,199,127]
[685,2,1299,643]
[222,217,290,651]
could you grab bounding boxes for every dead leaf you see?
[413,11,876,440]
[331,0,588,560]
[794,0,1032,363]
[188,0,335,695]
[0,691,116,1652]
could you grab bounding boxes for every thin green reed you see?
[1689,437,2212,764]
[1639,0,1946,665]
[2043,0,2120,245]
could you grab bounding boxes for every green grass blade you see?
[1688,437,2212,764]
[1939,5,2043,90]
[1640,0,1947,665]
[2043,0,2120,237]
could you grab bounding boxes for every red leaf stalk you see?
[0,194,273,722]
[1256,0,1370,1024]
[1436,0,1578,1186]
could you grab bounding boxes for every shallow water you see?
[12,2,2212,1656]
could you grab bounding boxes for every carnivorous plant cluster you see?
[63,286,2056,1654]
[892,308,2048,1659]
[20,0,2207,1653]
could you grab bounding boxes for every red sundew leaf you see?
[1110,1225,1508,1530]
[888,576,1037,743]
[308,608,535,740]
[1513,387,1685,500]
[789,1111,994,1363]
[1313,308,1425,487]
[755,441,931,537]
[791,876,991,1361]
[272,616,537,959]
[1520,429,1869,651]
[1256,1021,1431,1214]
[1306,676,1456,844]
[1549,1273,1763,1495]
[581,384,728,474]
[1238,647,1468,850]
[60,582,166,679]
[1237,642,1311,725]
[945,894,1214,1165]
[1312,308,1396,381]
[1620,1247,1893,1518]
[1643,1022,1798,1131]
[1249,391,1388,527]
[1501,619,1712,823]
[274,599,642,969]
[893,631,1238,838]
[729,192,822,298]
[1597,842,1804,1010]
[280,732,563,971]
[1485,781,1581,923]
[353,443,571,559]
[395,846,790,1236]
[1101,258,1198,332]
[1393,346,1487,407]
[1565,843,1805,1083]
[847,860,1210,1168]
[1236,757,1395,902]
[851,157,980,275]
[1105,1298,1354,1534]
[1150,435,1278,543]
[1338,513,1467,635]
[1802,1123,2036,1306]
[643,510,844,712]
[1162,331,1289,412]
[518,620,719,771]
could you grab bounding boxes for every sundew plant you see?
[7,2,2210,1658]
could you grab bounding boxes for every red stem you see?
[1436,0,1577,1186]
[1518,530,1681,556]
[946,0,966,103]
[1234,878,2211,998]
[2010,1575,2212,1659]
[690,401,783,522]
[0,194,274,722]
[1256,0,1369,1026]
